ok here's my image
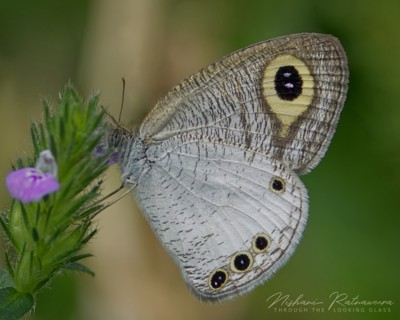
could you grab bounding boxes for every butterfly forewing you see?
[140,33,348,174]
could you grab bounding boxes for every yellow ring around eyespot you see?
[269,176,286,194]
[262,54,314,137]
[252,233,272,253]
[208,268,229,291]
[230,251,253,273]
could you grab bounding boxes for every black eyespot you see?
[230,252,253,272]
[209,269,228,290]
[270,177,285,194]
[274,65,303,101]
[272,179,284,191]
[234,254,250,271]
[253,234,271,253]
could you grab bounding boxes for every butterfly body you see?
[109,33,349,301]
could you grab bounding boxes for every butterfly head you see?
[96,111,132,165]
[98,111,148,186]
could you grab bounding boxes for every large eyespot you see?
[209,269,228,290]
[230,251,253,273]
[252,233,271,253]
[262,54,314,138]
[270,176,285,194]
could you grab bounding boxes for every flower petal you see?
[95,144,119,164]
[36,150,58,177]
[6,168,60,203]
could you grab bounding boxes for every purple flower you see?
[107,151,120,164]
[6,150,60,203]
[36,149,58,176]
[95,144,119,164]
[6,168,60,203]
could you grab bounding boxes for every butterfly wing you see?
[133,142,307,301]
[140,33,348,174]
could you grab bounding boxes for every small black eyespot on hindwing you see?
[209,269,228,290]
[230,251,253,273]
[274,65,303,101]
[234,254,250,271]
[253,233,271,253]
[270,177,285,194]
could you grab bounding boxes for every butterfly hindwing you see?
[133,142,308,301]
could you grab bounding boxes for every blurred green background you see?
[0,0,399,319]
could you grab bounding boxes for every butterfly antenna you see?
[100,78,130,135]
[101,106,120,128]
[118,77,126,123]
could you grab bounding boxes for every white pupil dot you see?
[284,83,294,88]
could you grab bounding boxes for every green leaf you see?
[0,287,33,320]
[64,262,95,277]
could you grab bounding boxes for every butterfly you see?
[105,33,349,301]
